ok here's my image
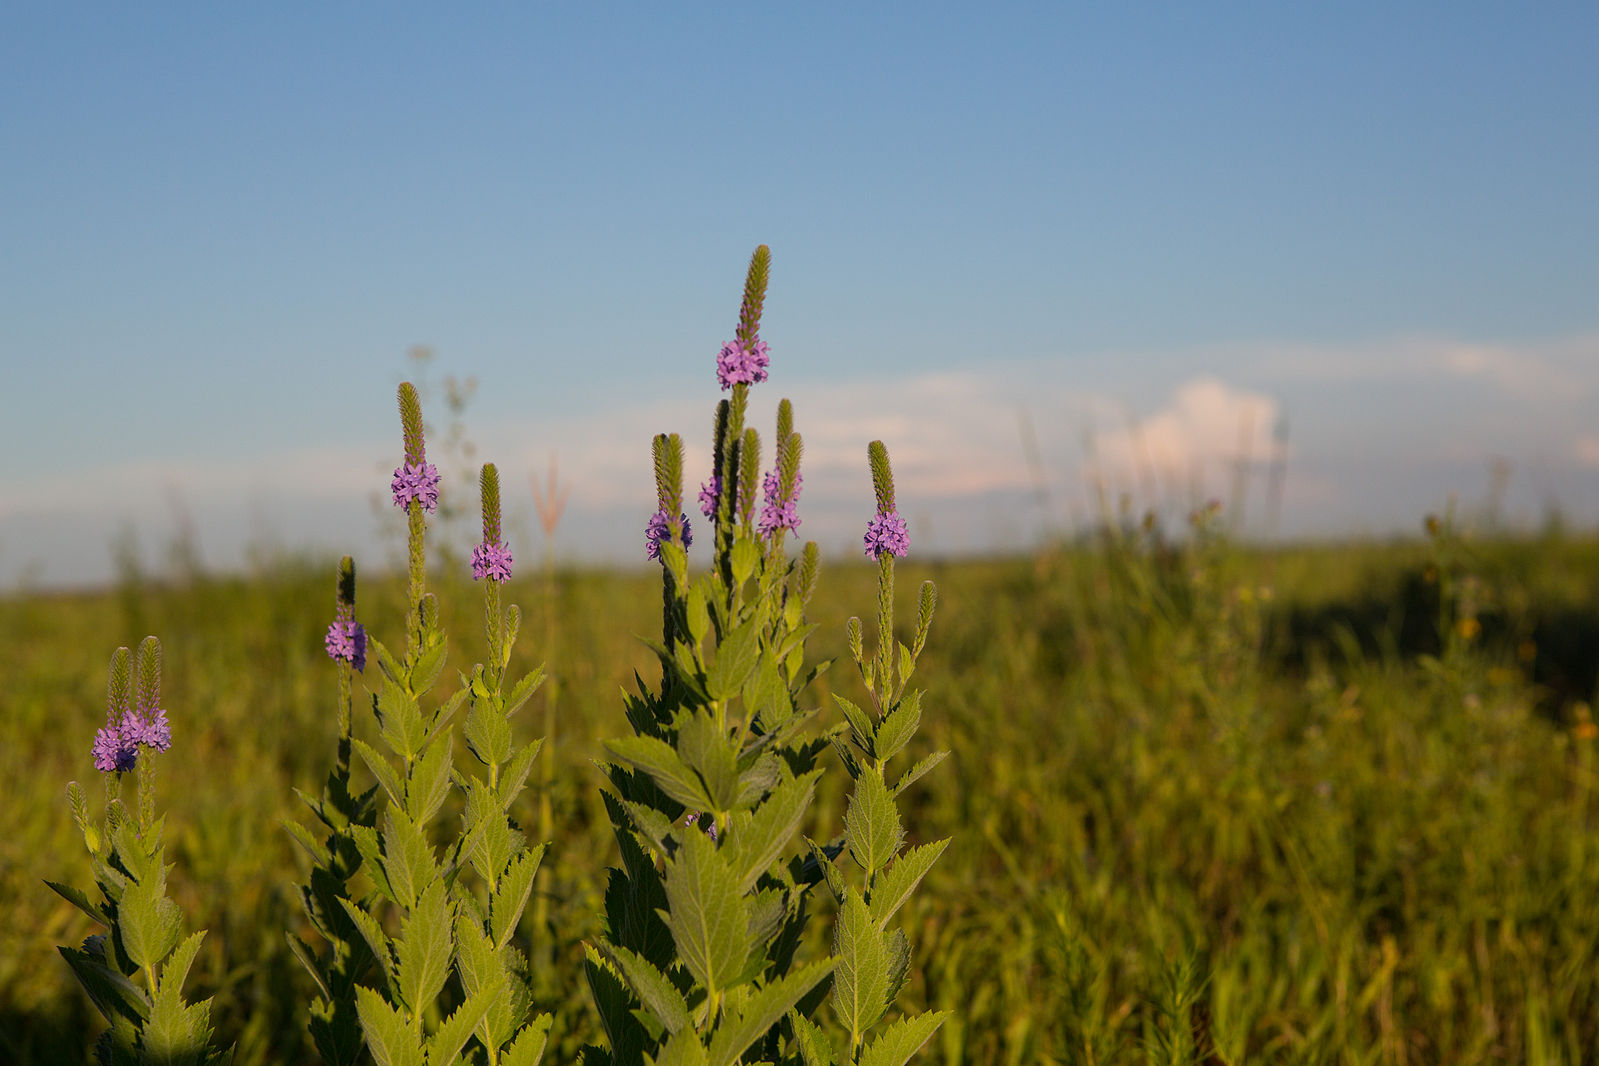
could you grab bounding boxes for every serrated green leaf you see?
[725,772,820,894]
[121,876,183,970]
[734,751,783,807]
[585,944,649,1064]
[857,1010,951,1066]
[606,735,716,810]
[894,641,914,690]
[598,942,692,1035]
[891,750,948,799]
[804,837,849,904]
[866,839,948,929]
[354,984,424,1066]
[832,890,889,1043]
[788,1008,837,1066]
[662,830,750,993]
[677,711,740,811]
[282,816,333,867]
[352,738,406,810]
[705,614,761,702]
[349,825,397,906]
[706,958,835,1066]
[370,635,402,686]
[844,765,903,876]
[413,637,449,697]
[505,664,547,718]
[375,679,426,761]
[285,932,331,1000]
[881,928,910,1017]
[490,843,546,950]
[59,944,150,1029]
[873,693,921,764]
[405,732,454,825]
[424,974,503,1066]
[395,878,454,1016]
[831,695,877,757]
[44,878,109,925]
[502,1015,553,1066]
[154,929,206,1002]
[730,537,760,588]
[338,898,396,993]
[496,738,544,809]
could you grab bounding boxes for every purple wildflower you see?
[391,461,441,513]
[325,615,368,672]
[715,338,770,390]
[863,511,910,559]
[91,720,140,774]
[645,509,693,560]
[698,476,721,520]
[137,708,173,753]
[471,540,514,582]
[757,468,802,537]
[684,812,719,841]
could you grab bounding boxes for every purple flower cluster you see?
[863,511,910,559]
[757,467,802,537]
[645,509,693,560]
[91,719,140,774]
[91,698,172,774]
[715,338,770,390]
[391,461,440,513]
[698,476,721,520]
[325,614,367,672]
[471,539,514,582]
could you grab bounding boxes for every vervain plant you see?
[797,441,950,1066]
[49,637,234,1065]
[284,556,379,1066]
[312,385,552,1065]
[583,245,949,1066]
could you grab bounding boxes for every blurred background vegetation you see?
[4,512,1598,1064]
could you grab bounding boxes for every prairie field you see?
[4,522,1599,1064]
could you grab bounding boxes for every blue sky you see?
[4,5,1598,588]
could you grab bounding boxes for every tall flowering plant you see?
[284,556,379,1066]
[49,637,234,1065]
[584,246,948,1066]
[798,441,949,1066]
[293,385,553,1066]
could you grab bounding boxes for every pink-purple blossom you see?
[646,509,693,560]
[391,461,440,513]
[698,476,721,520]
[863,511,910,559]
[757,468,802,537]
[472,540,514,582]
[715,338,770,390]
[325,616,367,672]
[92,719,140,774]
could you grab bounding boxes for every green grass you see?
[4,525,1597,1064]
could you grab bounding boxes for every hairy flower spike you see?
[867,439,896,515]
[646,509,693,560]
[736,243,771,348]
[757,434,804,537]
[737,429,761,523]
[479,463,503,545]
[398,381,426,467]
[653,433,686,517]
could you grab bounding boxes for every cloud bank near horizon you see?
[6,332,1599,590]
